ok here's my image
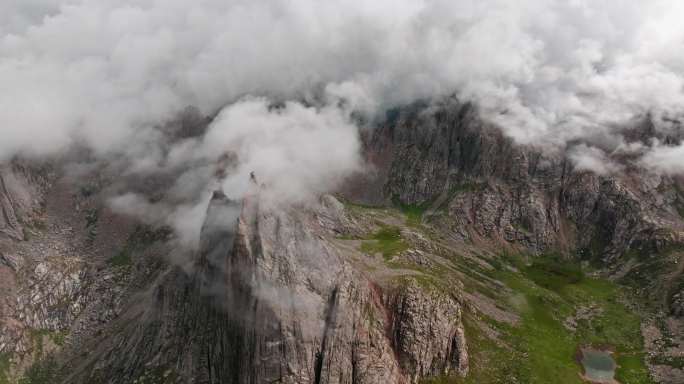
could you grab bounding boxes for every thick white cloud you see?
[201,99,362,205]
[2,1,684,153]
[568,144,623,175]
[641,143,684,175]
[0,0,71,35]
[107,98,362,249]
[2,0,684,209]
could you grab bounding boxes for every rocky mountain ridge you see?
[0,99,683,383]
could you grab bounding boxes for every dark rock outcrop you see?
[58,190,466,384]
[4,98,684,384]
[361,98,684,264]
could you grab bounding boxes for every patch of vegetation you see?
[85,208,99,242]
[444,255,504,299]
[393,272,449,295]
[439,254,653,384]
[649,355,684,369]
[522,255,584,292]
[50,332,66,347]
[18,356,60,384]
[511,221,531,233]
[0,353,11,384]
[31,220,47,232]
[132,366,179,384]
[617,353,654,383]
[45,332,66,349]
[392,195,430,226]
[19,218,48,241]
[422,315,529,384]
[386,254,464,296]
[514,263,649,382]
[29,330,47,358]
[403,205,427,226]
[108,225,172,267]
[85,208,99,228]
[343,200,656,384]
[108,248,132,267]
[619,245,683,310]
[28,329,66,359]
[360,226,409,261]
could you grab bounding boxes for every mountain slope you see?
[0,100,683,383]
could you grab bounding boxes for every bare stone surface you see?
[2,99,684,383]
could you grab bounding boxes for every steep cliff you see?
[366,99,684,262]
[355,98,684,382]
[44,187,465,384]
[2,99,684,383]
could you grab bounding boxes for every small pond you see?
[580,347,617,383]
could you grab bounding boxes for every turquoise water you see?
[581,348,616,383]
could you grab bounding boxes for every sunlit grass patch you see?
[360,225,409,261]
[449,254,654,384]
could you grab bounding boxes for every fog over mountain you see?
[2,0,684,252]
[2,1,684,157]
[3,2,684,383]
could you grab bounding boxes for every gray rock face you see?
[367,98,684,263]
[214,193,467,384]
[0,164,60,355]
[4,98,684,383]
[57,190,466,384]
[0,163,49,242]
[388,281,467,381]
[0,172,23,241]
[0,162,155,379]
[0,102,483,383]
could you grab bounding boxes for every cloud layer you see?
[2,0,684,242]
[3,1,684,152]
